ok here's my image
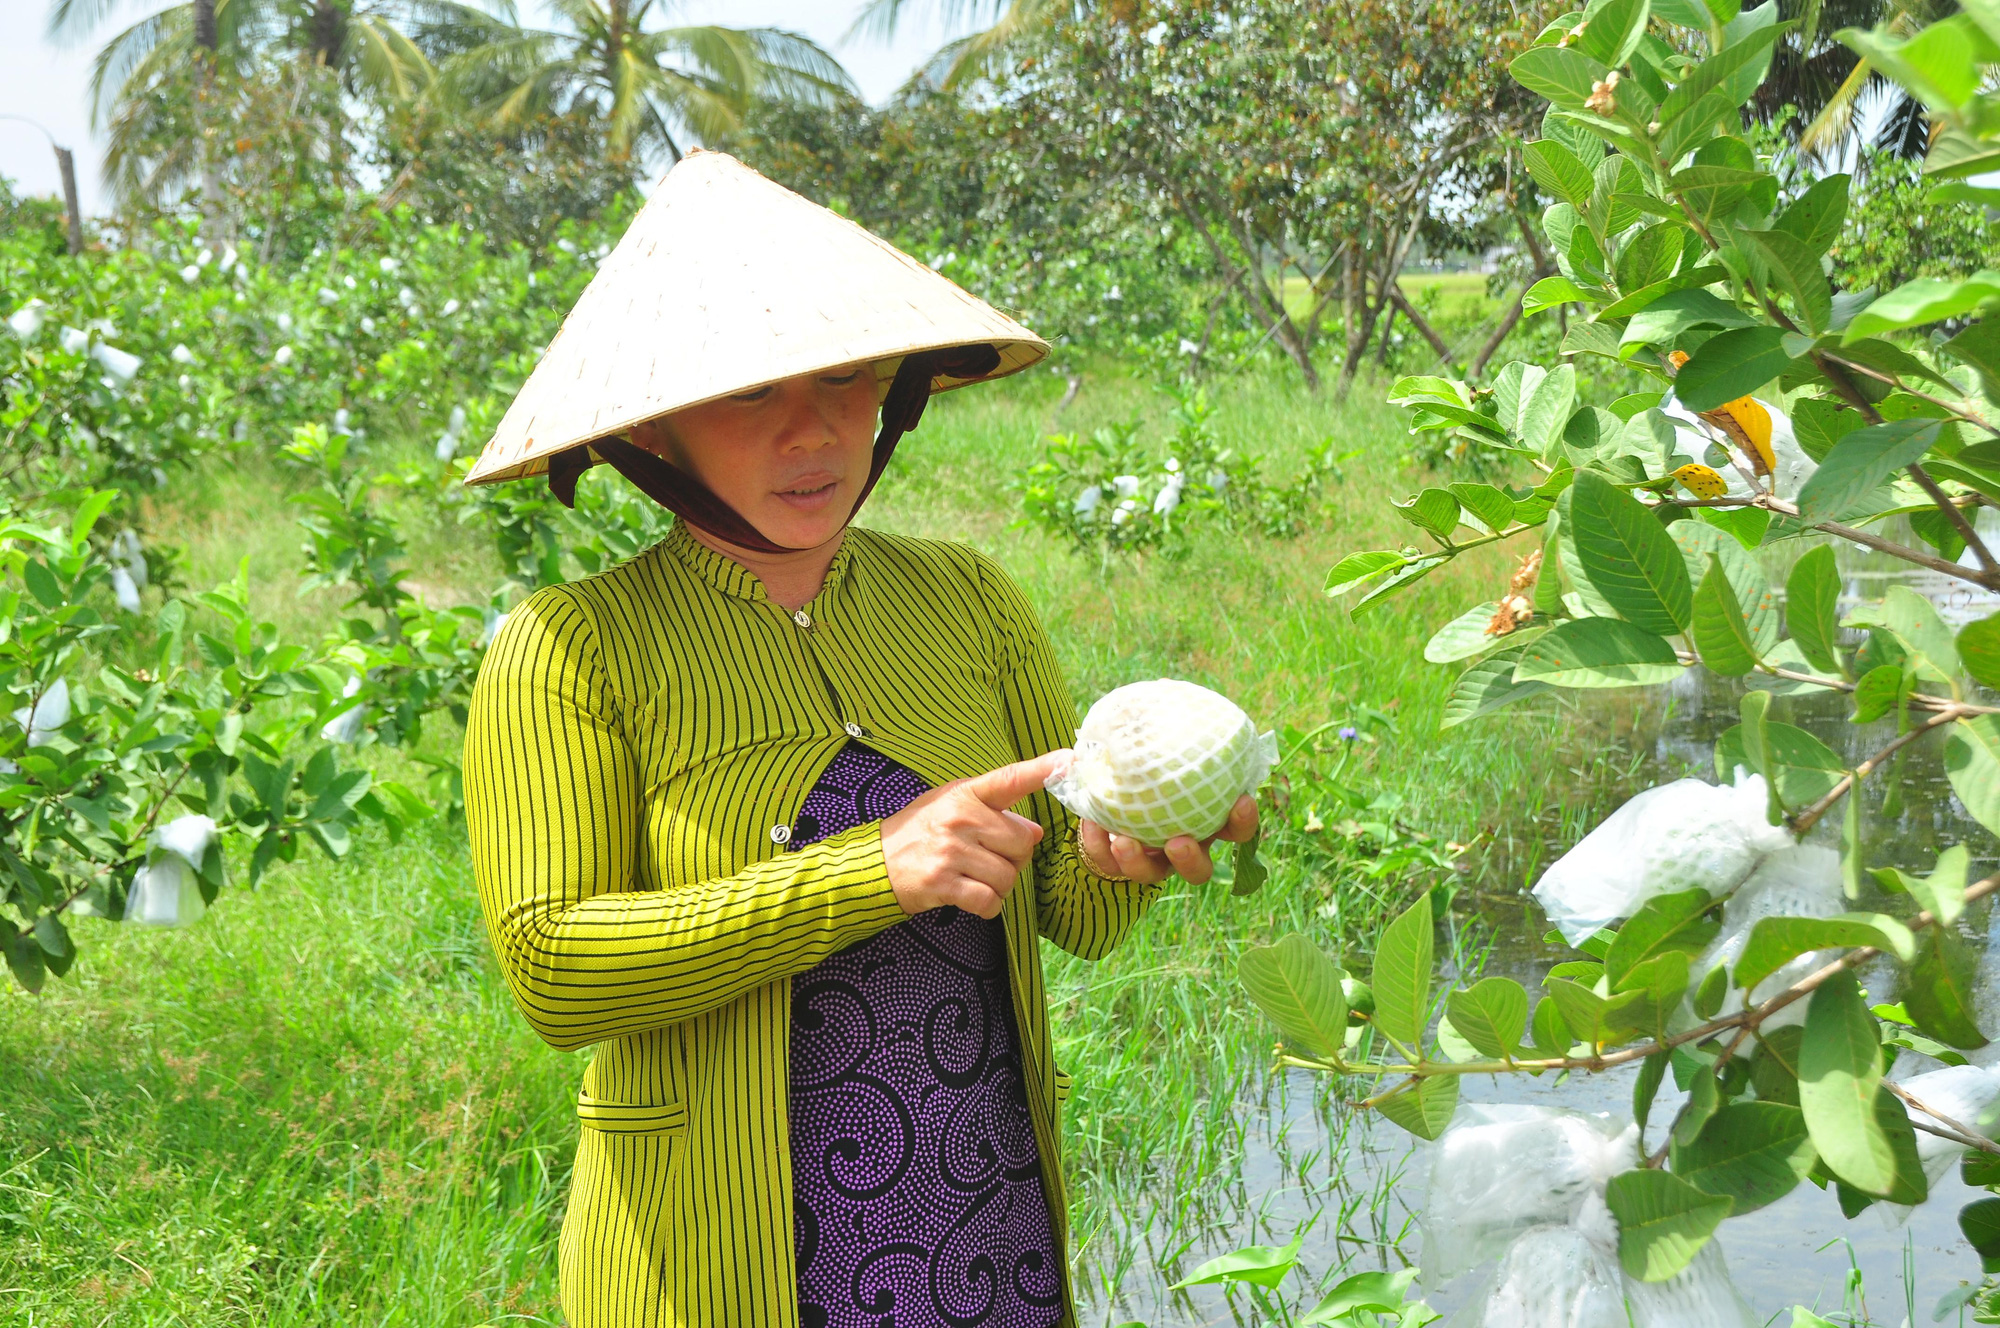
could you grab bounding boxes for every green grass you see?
[0,360,1634,1324]
[1278,272,1506,335]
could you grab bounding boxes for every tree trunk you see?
[53,145,82,256]
[1213,209,1319,389]
[192,0,227,245]
[1469,292,1531,381]
[1374,299,1398,367]
[1469,206,1557,381]
[1389,284,1455,366]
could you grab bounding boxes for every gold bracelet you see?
[1076,822,1136,883]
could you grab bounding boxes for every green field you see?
[1278,272,1508,344]
[0,362,1630,1323]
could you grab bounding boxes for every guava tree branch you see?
[1908,461,2000,579]
[1799,346,2000,575]
[1664,649,1999,718]
[1788,705,1970,836]
[1885,1080,2000,1156]
[1274,871,2000,1081]
[1820,350,2000,442]
[1664,493,2000,591]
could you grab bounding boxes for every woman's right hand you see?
[881,751,1066,919]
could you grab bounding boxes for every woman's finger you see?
[951,877,1007,919]
[1078,818,1119,877]
[1108,832,1170,885]
[974,807,1045,864]
[960,841,1031,894]
[1210,794,1260,844]
[1163,834,1212,884]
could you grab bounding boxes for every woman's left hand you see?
[1077,794,1259,886]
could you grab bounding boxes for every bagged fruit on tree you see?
[125,813,218,928]
[1533,771,1792,945]
[1691,844,1844,1032]
[1420,1104,1637,1283]
[1453,1221,1627,1328]
[1045,678,1275,846]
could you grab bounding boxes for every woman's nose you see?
[773,385,842,453]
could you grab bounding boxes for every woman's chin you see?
[750,496,851,550]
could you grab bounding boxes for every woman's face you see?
[631,362,881,550]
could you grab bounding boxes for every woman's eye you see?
[730,387,774,402]
[821,371,861,385]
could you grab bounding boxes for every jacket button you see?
[792,609,812,628]
[843,721,866,739]
[770,824,792,845]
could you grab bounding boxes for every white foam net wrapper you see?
[1045,679,1276,846]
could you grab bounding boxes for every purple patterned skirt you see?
[788,744,1062,1328]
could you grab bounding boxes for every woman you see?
[462,151,1257,1328]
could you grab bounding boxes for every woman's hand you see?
[882,751,1067,920]
[1078,794,1259,887]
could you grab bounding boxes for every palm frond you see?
[399,0,517,59]
[845,0,1011,44]
[1874,90,1930,156]
[655,79,743,143]
[934,0,1064,89]
[47,0,138,44]
[742,28,857,102]
[1797,56,1875,160]
[84,7,189,130]
[606,44,658,155]
[346,14,435,102]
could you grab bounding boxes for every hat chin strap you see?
[546,344,1002,556]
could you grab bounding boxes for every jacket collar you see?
[661,518,854,606]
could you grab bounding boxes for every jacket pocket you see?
[576,1090,688,1137]
[1053,1069,1073,1106]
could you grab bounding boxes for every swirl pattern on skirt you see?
[789,743,1061,1328]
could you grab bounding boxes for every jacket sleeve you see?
[463,586,908,1051]
[971,554,1162,961]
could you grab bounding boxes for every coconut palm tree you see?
[48,0,443,213]
[1748,0,1955,164]
[429,0,855,166]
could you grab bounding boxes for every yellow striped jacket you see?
[463,519,1160,1327]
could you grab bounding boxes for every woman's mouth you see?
[774,475,841,511]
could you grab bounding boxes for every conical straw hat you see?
[465,150,1048,487]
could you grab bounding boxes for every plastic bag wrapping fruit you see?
[1969,927,2000,1070]
[1420,1105,1639,1284]
[1886,1064,2000,1210]
[1663,398,1816,504]
[124,813,217,929]
[1692,844,1845,1032]
[1431,1109,1755,1328]
[1532,771,1793,945]
[1044,678,1275,846]
[1450,1220,1627,1328]
[1619,1239,1757,1327]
